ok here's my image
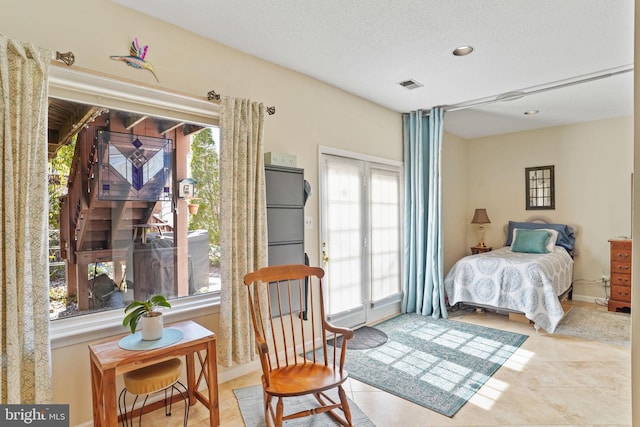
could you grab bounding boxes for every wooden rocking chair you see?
[244,264,355,427]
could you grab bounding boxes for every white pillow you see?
[511,228,558,253]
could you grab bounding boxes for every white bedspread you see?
[444,246,574,333]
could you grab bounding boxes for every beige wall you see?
[1,0,402,425]
[456,116,634,300]
[442,131,469,272]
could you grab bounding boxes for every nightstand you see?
[471,246,492,255]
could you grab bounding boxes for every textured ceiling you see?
[112,0,634,138]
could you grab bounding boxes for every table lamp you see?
[471,208,491,248]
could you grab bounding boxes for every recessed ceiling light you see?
[524,110,539,115]
[452,46,474,56]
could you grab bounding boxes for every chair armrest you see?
[254,334,273,388]
[255,334,269,354]
[324,320,354,340]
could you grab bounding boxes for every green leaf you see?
[122,306,147,334]
[124,301,145,313]
[149,295,171,309]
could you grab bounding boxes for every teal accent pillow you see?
[511,229,551,254]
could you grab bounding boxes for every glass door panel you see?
[370,168,401,302]
[323,156,365,319]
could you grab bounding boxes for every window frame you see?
[48,66,221,348]
[51,293,220,349]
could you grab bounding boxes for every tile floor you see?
[145,301,631,426]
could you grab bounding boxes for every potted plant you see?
[187,198,200,215]
[122,295,171,340]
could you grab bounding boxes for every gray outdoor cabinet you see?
[265,164,306,316]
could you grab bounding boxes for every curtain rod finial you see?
[55,51,75,66]
[266,106,276,115]
[207,90,220,101]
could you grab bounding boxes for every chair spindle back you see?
[244,264,349,382]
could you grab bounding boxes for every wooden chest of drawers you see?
[608,239,631,312]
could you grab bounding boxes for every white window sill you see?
[50,293,220,349]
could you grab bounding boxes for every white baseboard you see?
[218,359,261,384]
[571,294,601,304]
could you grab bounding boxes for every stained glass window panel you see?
[97,131,172,201]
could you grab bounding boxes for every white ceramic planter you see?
[140,313,164,340]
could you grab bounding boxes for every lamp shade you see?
[471,208,491,224]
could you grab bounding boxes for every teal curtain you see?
[402,107,447,318]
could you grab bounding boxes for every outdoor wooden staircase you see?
[53,104,202,311]
[60,112,164,309]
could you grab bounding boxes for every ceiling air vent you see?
[398,79,423,90]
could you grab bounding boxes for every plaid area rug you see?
[309,313,528,417]
[234,385,375,427]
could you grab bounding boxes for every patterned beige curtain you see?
[218,97,268,367]
[0,35,52,403]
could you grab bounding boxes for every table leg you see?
[185,352,197,406]
[90,360,103,426]
[90,363,117,427]
[103,368,117,426]
[206,340,220,427]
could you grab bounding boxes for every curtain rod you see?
[421,65,634,116]
[206,90,276,115]
[48,51,276,116]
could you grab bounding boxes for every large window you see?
[47,68,221,322]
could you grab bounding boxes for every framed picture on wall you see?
[525,165,555,210]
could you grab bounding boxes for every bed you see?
[444,219,576,333]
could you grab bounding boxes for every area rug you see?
[234,384,376,427]
[328,325,388,350]
[309,313,528,417]
[554,307,630,347]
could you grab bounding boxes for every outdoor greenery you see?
[48,141,75,294]
[188,128,220,266]
[48,140,75,230]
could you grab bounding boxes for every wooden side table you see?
[89,320,219,427]
[471,246,492,255]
